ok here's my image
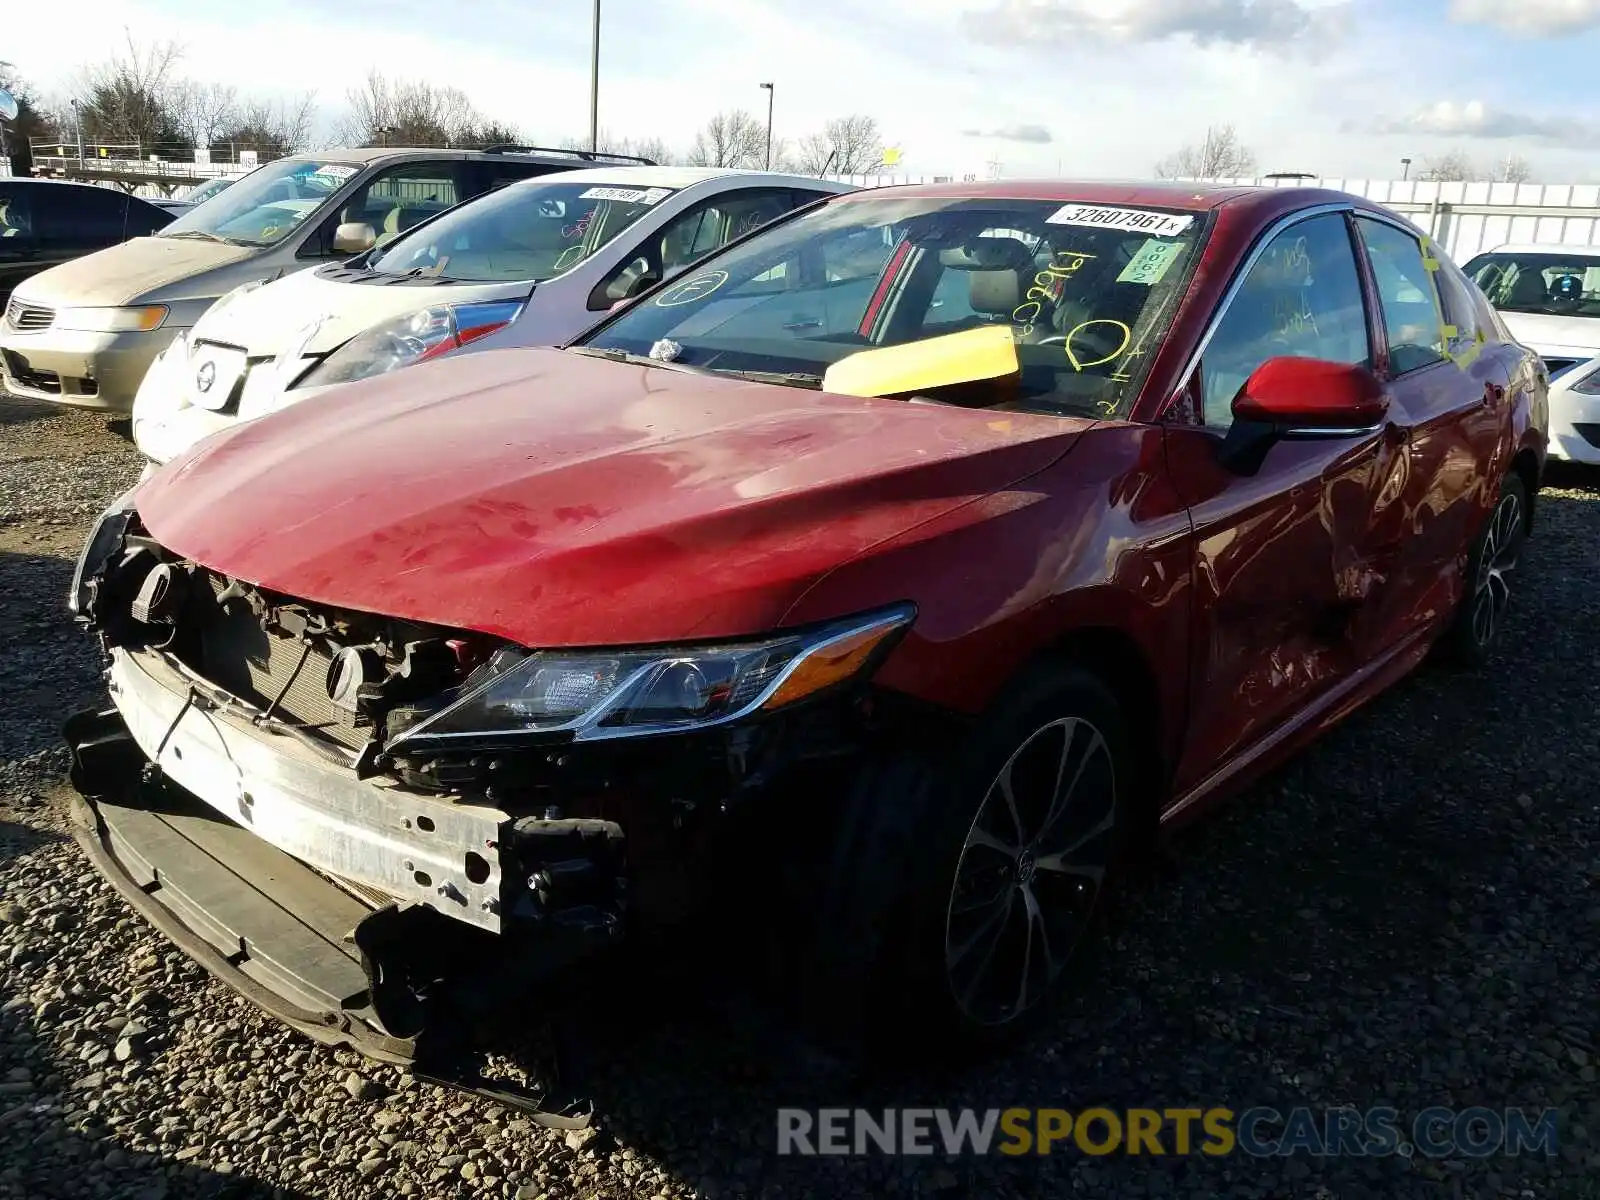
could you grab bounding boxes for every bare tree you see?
[225,93,317,157]
[686,110,765,168]
[1154,124,1257,180]
[629,136,675,165]
[80,36,181,145]
[76,33,187,148]
[559,130,675,162]
[794,115,884,175]
[173,80,238,152]
[340,71,503,147]
[1494,154,1532,184]
[1418,150,1477,182]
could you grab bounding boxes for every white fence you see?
[824,174,1600,264]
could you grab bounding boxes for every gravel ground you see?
[1,391,1597,1200]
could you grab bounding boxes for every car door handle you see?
[782,318,821,331]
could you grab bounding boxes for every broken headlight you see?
[298,299,526,389]
[69,489,137,620]
[387,604,915,751]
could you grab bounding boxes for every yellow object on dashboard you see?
[822,325,1021,398]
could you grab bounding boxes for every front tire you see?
[1440,471,1528,666]
[807,665,1132,1055]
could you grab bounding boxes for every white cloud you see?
[7,0,1597,183]
[963,0,1349,49]
[1369,100,1600,148]
[1449,0,1600,35]
[962,124,1055,143]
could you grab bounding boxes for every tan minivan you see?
[0,144,649,411]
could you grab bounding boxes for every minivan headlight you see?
[386,604,915,751]
[55,306,169,333]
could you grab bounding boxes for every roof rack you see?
[479,144,656,166]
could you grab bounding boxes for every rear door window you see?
[125,199,173,239]
[1431,256,1487,360]
[472,158,573,193]
[39,186,128,252]
[0,186,33,239]
[1355,217,1448,375]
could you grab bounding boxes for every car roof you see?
[1480,242,1600,257]
[279,146,655,167]
[835,179,1266,210]
[496,165,851,191]
[6,177,128,192]
[828,179,1405,222]
[4,177,171,209]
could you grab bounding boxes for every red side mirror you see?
[1231,357,1388,429]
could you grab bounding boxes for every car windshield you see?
[580,194,1206,419]
[367,179,678,282]
[160,159,359,247]
[1464,250,1600,319]
[179,177,234,206]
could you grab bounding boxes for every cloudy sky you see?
[7,0,1600,180]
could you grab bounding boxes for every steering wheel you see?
[1036,321,1130,370]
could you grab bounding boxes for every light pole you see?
[71,98,84,165]
[588,0,601,153]
[760,82,774,170]
[1400,156,1412,181]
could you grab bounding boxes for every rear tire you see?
[1439,471,1528,666]
[804,664,1132,1058]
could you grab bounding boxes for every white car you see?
[1463,242,1600,464]
[131,166,851,466]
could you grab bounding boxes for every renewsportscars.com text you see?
[776,1107,1558,1158]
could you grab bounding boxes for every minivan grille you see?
[5,298,54,331]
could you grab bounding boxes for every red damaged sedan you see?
[65,182,1546,1083]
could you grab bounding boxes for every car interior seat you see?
[377,206,430,245]
[1505,267,1552,309]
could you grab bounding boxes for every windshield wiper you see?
[161,230,230,243]
[568,346,822,388]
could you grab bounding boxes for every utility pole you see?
[71,98,84,166]
[588,0,601,153]
[760,82,774,170]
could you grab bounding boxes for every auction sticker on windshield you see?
[581,186,672,204]
[1117,238,1186,285]
[309,164,358,184]
[1047,204,1194,238]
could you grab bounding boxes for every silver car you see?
[131,167,854,465]
[1,145,641,412]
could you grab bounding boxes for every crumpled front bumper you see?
[63,647,629,1090]
[105,645,512,928]
[64,728,418,1064]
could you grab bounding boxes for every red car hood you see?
[136,347,1086,647]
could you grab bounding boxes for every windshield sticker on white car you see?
[581,186,671,205]
[1117,238,1186,285]
[309,164,358,184]
[1047,204,1194,238]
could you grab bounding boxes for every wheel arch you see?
[1036,625,1170,841]
[1509,444,1540,533]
